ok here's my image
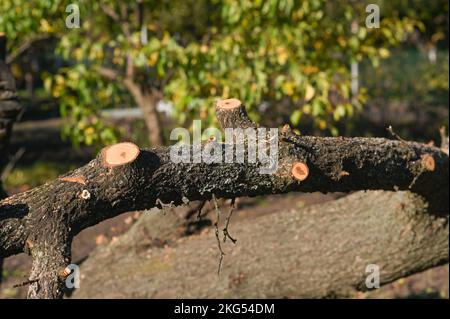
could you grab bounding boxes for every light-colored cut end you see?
[58,266,72,278]
[102,142,140,168]
[216,98,242,110]
[421,154,435,171]
[292,162,309,181]
[339,170,350,177]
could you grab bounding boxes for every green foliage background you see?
[0,0,448,145]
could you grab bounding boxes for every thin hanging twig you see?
[223,198,237,244]
[212,194,225,276]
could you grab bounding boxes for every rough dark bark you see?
[1,129,447,256]
[72,190,448,298]
[0,99,448,298]
[27,233,72,299]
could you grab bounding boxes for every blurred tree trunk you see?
[123,79,163,146]
[137,90,163,146]
[0,35,24,195]
[0,33,25,286]
[97,3,164,147]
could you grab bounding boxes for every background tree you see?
[0,0,424,146]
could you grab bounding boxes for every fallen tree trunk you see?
[0,97,448,298]
[72,190,448,298]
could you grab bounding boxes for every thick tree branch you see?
[5,34,51,65]
[1,100,448,257]
[95,66,120,81]
[0,99,448,298]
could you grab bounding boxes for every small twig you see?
[387,125,408,145]
[156,198,174,215]
[409,154,436,189]
[6,35,50,65]
[387,126,419,161]
[408,167,424,189]
[280,126,313,152]
[1,147,25,182]
[281,137,313,152]
[196,201,206,220]
[281,124,299,142]
[223,198,237,244]
[184,201,207,221]
[439,126,449,155]
[13,278,39,288]
[212,194,225,276]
